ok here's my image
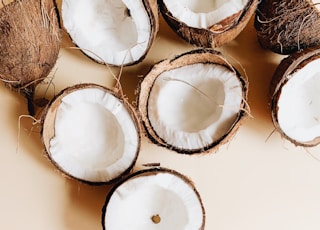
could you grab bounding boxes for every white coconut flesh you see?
[277,59,320,143]
[49,88,139,183]
[104,172,204,229]
[62,0,151,65]
[163,0,249,28]
[312,0,320,11]
[147,63,243,150]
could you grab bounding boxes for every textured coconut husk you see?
[0,0,61,115]
[270,46,320,146]
[101,167,206,230]
[138,48,249,154]
[61,0,159,66]
[158,0,258,48]
[255,0,320,54]
[41,83,141,185]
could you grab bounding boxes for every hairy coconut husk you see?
[270,46,320,146]
[0,0,61,114]
[255,0,320,54]
[158,0,258,48]
[41,83,141,185]
[102,167,205,230]
[138,48,249,154]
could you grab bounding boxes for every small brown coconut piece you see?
[138,48,249,154]
[270,46,320,146]
[158,0,258,48]
[102,167,205,230]
[0,0,61,115]
[41,83,141,185]
[255,0,320,55]
[61,0,159,66]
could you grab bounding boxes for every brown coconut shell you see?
[138,48,249,154]
[61,0,159,66]
[255,0,320,55]
[158,0,258,48]
[41,83,141,185]
[270,46,320,146]
[102,167,205,230]
[0,0,61,114]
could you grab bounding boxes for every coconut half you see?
[0,0,61,114]
[158,0,258,48]
[255,0,320,54]
[61,0,159,66]
[138,49,248,154]
[41,84,140,184]
[270,47,320,146]
[102,167,205,230]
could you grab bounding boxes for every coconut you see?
[0,0,61,115]
[158,0,258,48]
[255,0,320,55]
[61,0,159,66]
[270,46,320,146]
[138,49,248,154]
[102,167,205,230]
[41,83,141,185]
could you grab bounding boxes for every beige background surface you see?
[1,4,320,230]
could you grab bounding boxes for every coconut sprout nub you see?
[139,49,248,154]
[42,84,140,184]
[158,0,258,48]
[270,47,320,146]
[102,168,205,230]
[255,0,320,54]
[61,0,158,66]
[0,0,61,114]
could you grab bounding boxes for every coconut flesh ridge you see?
[104,172,204,229]
[62,0,151,65]
[277,59,320,144]
[163,0,249,28]
[49,88,139,183]
[147,63,243,151]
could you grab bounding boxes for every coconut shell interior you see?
[158,0,258,48]
[138,48,249,154]
[270,47,320,146]
[102,167,206,230]
[41,83,141,185]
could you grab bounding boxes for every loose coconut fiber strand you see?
[255,0,320,54]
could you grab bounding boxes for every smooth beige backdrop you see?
[1,5,320,230]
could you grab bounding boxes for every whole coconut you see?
[0,0,61,114]
[255,0,320,54]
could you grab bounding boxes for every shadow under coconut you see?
[64,180,113,230]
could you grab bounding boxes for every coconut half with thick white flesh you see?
[158,0,258,48]
[61,0,159,66]
[255,0,320,55]
[41,84,140,184]
[270,47,320,146]
[102,167,205,230]
[139,49,248,154]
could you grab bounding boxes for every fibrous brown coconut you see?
[0,0,61,115]
[102,167,205,230]
[270,46,320,146]
[255,0,320,54]
[158,0,258,48]
[138,49,249,154]
[41,84,141,185]
[61,0,159,66]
